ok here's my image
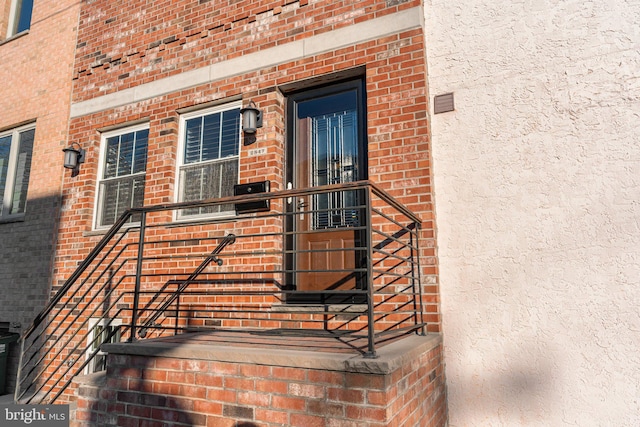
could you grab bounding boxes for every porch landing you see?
[108,327,421,359]
[72,332,447,426]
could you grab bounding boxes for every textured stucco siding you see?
[424,0,639,425]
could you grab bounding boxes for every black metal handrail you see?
[15,181,426,404]
[136,233,236,339]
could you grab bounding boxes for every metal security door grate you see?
[311,110,359,229]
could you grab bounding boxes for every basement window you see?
[85,319,122,374]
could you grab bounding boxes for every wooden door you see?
[286,81,366,303]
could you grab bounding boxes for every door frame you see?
[284,77,368,304]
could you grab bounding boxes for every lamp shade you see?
[63,147,81,169]
[240,103,262,134]
[62,144,85,171]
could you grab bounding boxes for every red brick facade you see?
[32,0,447,423]
[59,0,439,325]
[72,335,446,427]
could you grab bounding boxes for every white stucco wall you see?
[424,0,640,425]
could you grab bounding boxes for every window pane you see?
[104,129,148,179]
[10,128,34,215]
[179,159,237,216]
[220,110,240,158]
[184,118,203,164]
[88,322,120,374]
[16,0,33,33]
[92,326,104,351]
[117,132,135,176]
[104,136,120,179]
[98,175,145,227]
[201,113,221,161]
[132,129,148,174]
[307,108,359,229]
[184,109,239,164]
[0,136,11,217]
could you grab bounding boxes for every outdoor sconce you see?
[240,100,263,134]
[62,143,85,176]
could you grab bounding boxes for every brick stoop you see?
[70,333,447,427]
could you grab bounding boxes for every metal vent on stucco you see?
[434,93,454,114]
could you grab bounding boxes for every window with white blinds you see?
[177,103,241,218]
[95,124,149,228]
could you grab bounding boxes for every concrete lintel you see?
[134,67,210,101]
[70,87,136,118]
[102,333,441,376]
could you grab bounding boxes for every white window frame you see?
[6,0,33,38]
[84,318,122,374]
[94,123,149,230]
[0,122,35,221]
[175,101,242,221]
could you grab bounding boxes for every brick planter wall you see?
[72,335,446,427]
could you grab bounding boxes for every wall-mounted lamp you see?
[62,143,85,176]
[240,100,263,134]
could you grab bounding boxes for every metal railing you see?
[15,181,426,404]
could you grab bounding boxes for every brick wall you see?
[72,335,446,427]
[0,0,11,37]
[27,0,444,406]
[72,0,419,103]
[57,0,439,332]
[0,0,81,393]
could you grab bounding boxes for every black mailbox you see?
[234,180,270,214]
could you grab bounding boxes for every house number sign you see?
[248,148,267,157]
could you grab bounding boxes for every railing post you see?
[412,222,427,336]
[129,211,146,342]
[14,336,26,403]
[364,186,377,358]
[174,290,180,336]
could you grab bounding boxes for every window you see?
[6,0,33,37]
[85,319,121,374]
[309,108,359,229]
[0,123,34,220]
[95,124,149,228]
[177,102,241,219]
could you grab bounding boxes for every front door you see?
[286,79,367,303]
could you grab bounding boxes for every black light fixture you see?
[62,143,85,176]
[240,100,263,134]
